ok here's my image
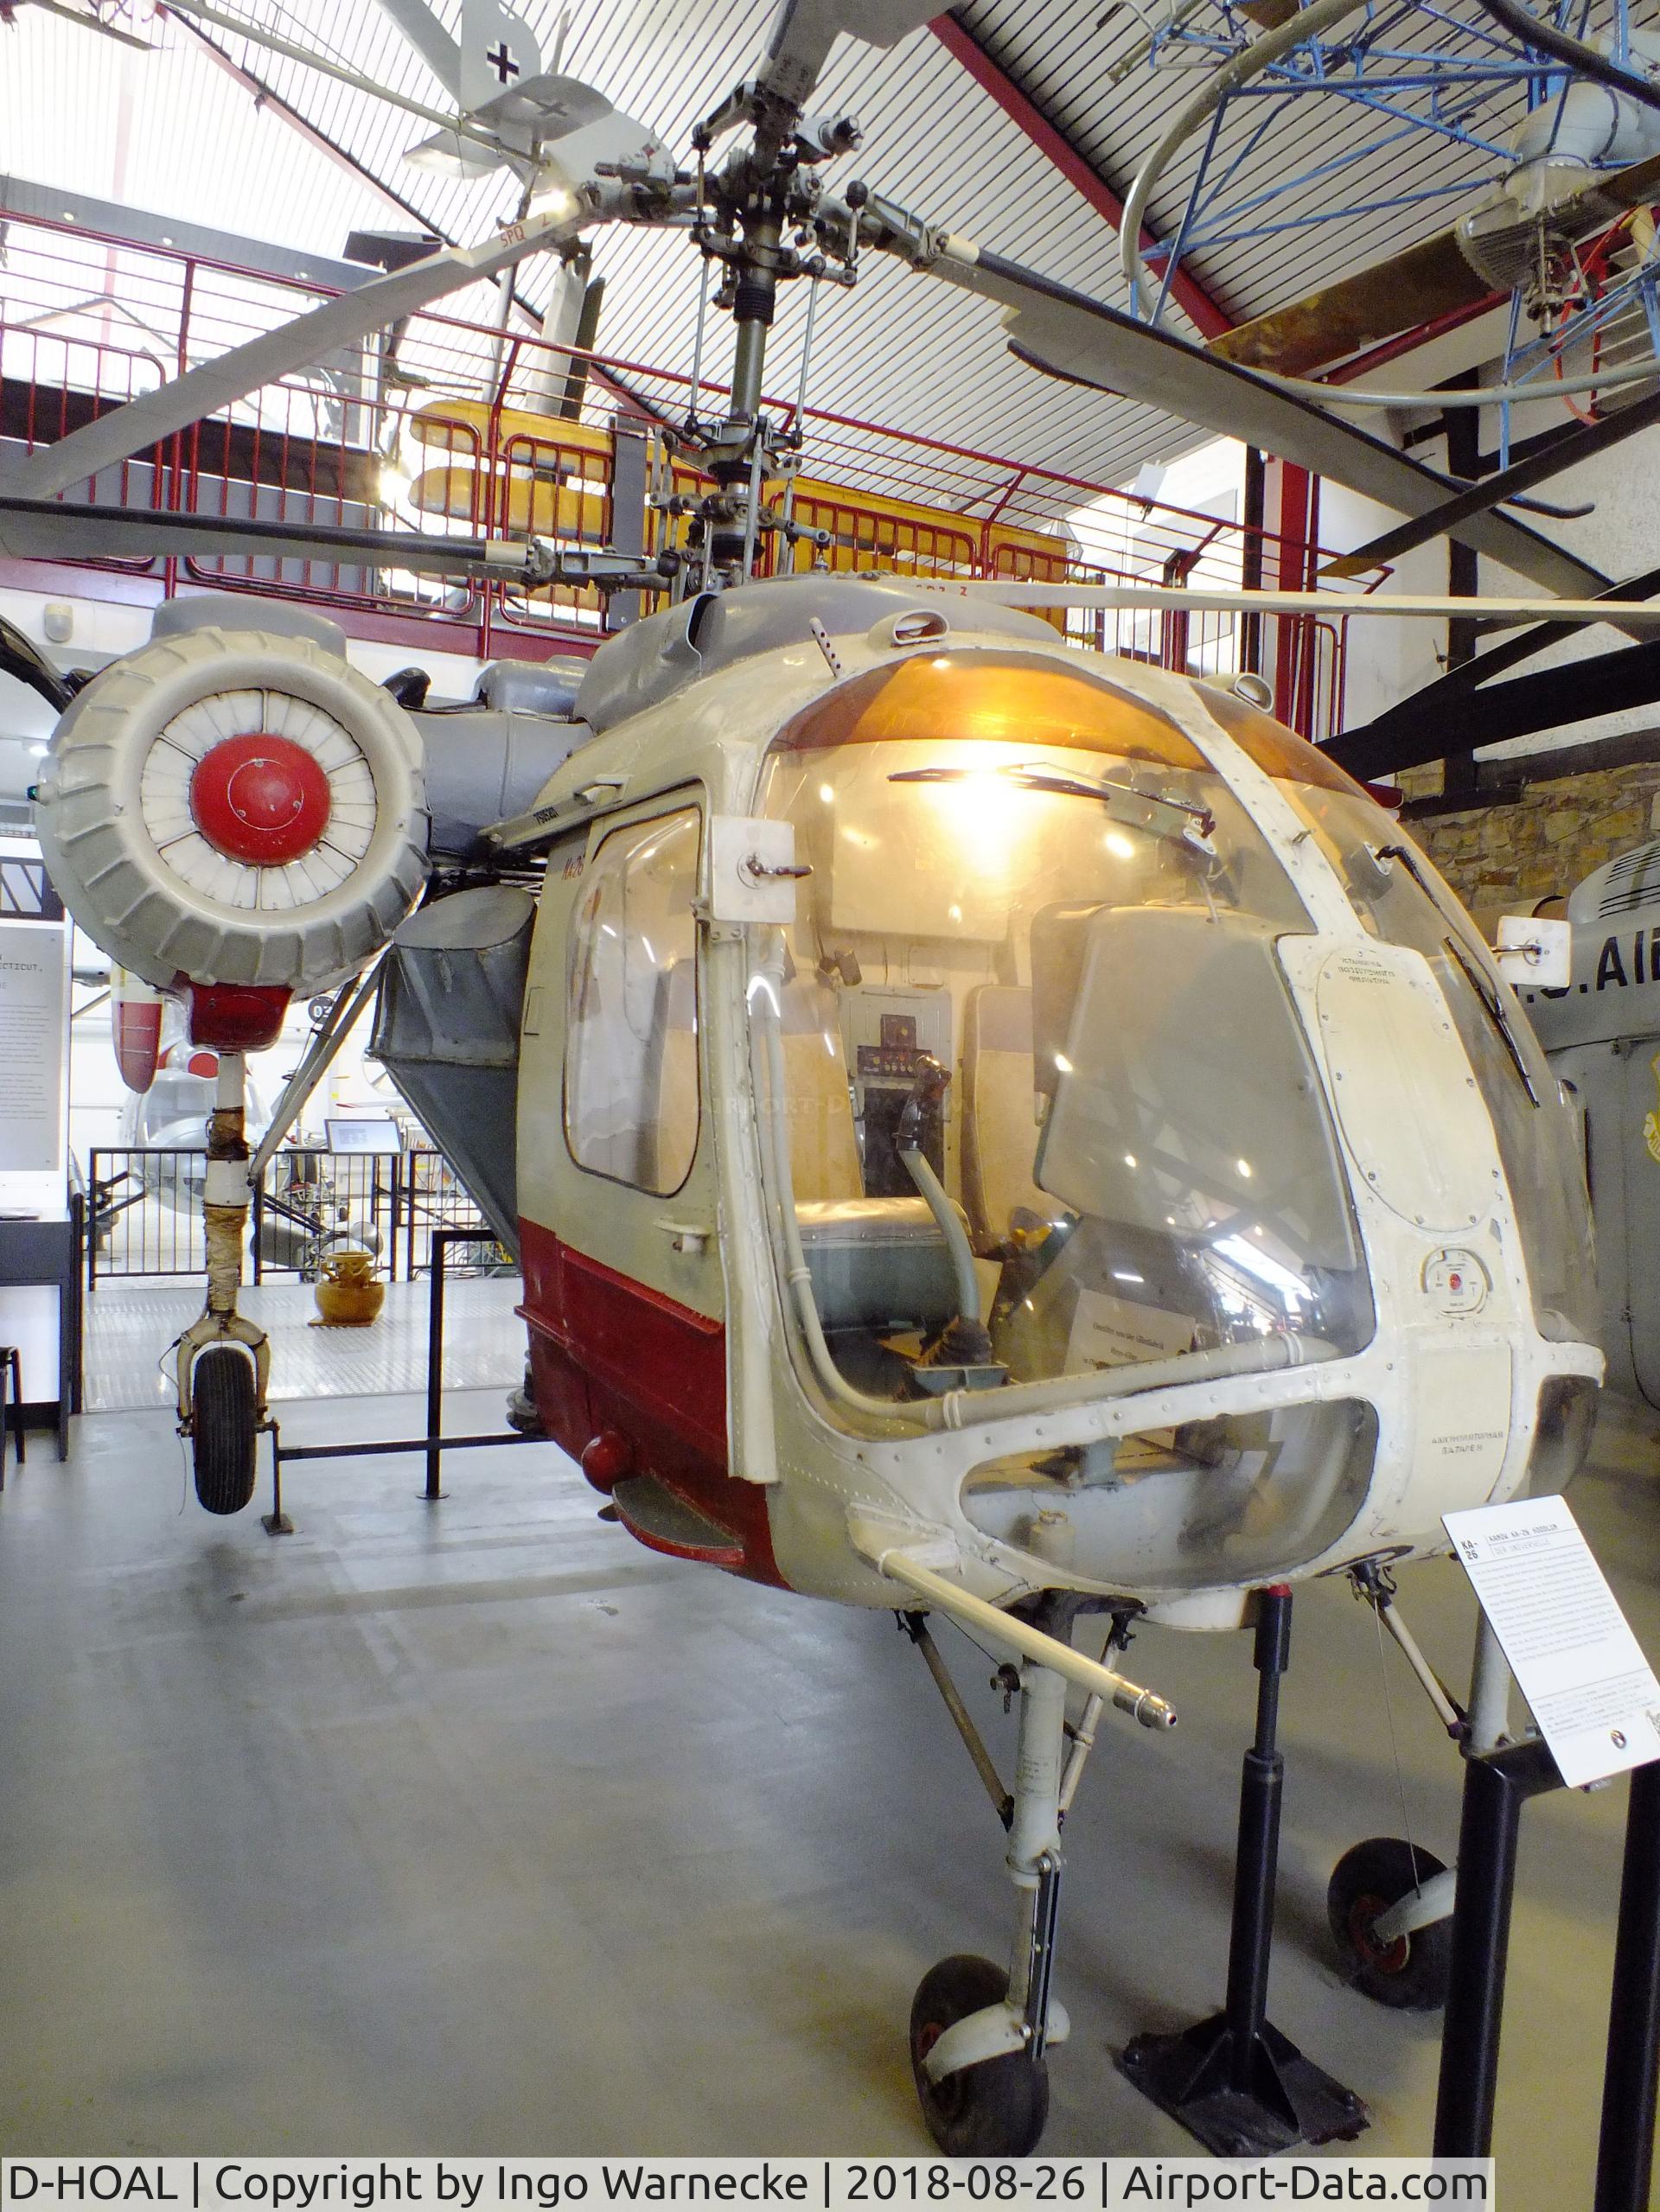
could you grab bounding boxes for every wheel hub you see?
[189,732,332,864]
[1348,1891,1409,1974]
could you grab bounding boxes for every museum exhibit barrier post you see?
[263,1227,534,1530]
[1118,1584,1368,2155]
[1433,1741,1660,2210]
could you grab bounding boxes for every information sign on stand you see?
[1443,1495,1660,1788]
[0,912,67,1176]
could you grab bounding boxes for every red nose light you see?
[189,732,332,864]
[581,1431,635,1494]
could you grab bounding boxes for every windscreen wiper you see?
[1441,934,1542,1106]
[1375,844,1543,1107]
[889,762,1216,859]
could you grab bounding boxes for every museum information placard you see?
[0,918,67,1174]
[1444,1493,1660,1788]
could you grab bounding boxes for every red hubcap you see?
[189,732,331,864]
[1349,1893,1409,1974]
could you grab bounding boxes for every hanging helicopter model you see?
[0,0,1625,2159]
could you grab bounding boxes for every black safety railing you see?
[86,1145,501,1290]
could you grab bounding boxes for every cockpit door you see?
[517,794,769,1570]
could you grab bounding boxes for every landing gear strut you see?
[173,1049,272,1520]
[903,1602,1173,2156]
[1325,1568,1514,2012]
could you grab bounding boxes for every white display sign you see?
[0,919,67,1174]
[1444,1494,1660,1788]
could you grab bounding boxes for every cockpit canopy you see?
[744,650,1593,1593]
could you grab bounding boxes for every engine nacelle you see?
[35,615,430,1004]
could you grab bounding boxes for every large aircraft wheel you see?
[1327,1838,1451,2011]
[191,1346,259,1516]
[910,1954,1049,2156]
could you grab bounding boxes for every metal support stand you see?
[260,1229,534,1532]
[261,1426,292,1537]
[1433,1742,1660,2211]
[1119,1587,1368,2156]
[1598,1761,1660,2212]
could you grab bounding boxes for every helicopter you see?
[5,0,1617,2160]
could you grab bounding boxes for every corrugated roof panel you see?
[15,0,1643,486]
[1,0,1209,481]
[959,0,1654,326]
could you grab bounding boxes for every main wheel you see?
[1327,1837,1451,2010]
[910,1954,1049,2156]
[191,1345,259,1516]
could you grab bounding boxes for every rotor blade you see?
[908,239,1617,604]
[1325,383,1660,577]
[164,0,500,150]
[0,202,590,504]
[1208,232,1491,379]
[0,495,521,577]
[905,579,1660,626]
[21,0,153,50]
[760,0,942,108]
[375,0,463,98]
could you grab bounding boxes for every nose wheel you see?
[910,1955,1050,2156]
[1327,1838,1452,2010]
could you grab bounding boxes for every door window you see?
[564,806,701,1194]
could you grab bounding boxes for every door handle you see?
[654,1217,712,1256]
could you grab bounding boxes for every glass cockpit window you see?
[1200,685,1369,795]
[565,806,701,1195]
[753,656,1375,1418]
[1266,747,1598,1348]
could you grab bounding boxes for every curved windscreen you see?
[753,654,1375,1416]
[1205,696,1598,1348]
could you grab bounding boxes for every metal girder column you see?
[1260,458,1318,734]
[929,14,1233,343]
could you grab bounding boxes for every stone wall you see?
[1401,759,1660,911]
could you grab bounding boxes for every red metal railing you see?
[0,207,1387,731]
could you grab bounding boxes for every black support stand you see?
[1433,1740,1660,2211]
[261,1230,537,1532]
[1119,1586,1369,2157]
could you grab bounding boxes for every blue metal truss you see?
[1134,0,1654,369]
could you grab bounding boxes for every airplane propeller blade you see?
[1209,149,1660,379]
[1324,384,1660,577]
[0,196,605,506]
[891,233,1618,604]
[1209,233,1494,380]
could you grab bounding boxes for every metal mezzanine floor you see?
[82,1275,528,1412]
[0,1381,1657,2183]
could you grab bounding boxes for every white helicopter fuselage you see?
[507,591,1601,1632]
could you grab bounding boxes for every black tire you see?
[191,1346,259,1516]
[1327,1837,1452,2010]
[910,1954,1050,2156]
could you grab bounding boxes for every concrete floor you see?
[82,1277,526,1412]
[2,1381,1657,2191]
